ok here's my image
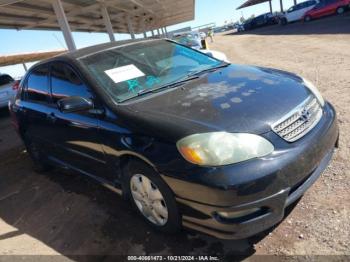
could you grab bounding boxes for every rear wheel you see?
[304,15,312,22]
[336,6,345,14]
[24,135,53,172]
[123,160,181,233]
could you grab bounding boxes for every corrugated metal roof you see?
[0,0,195,33]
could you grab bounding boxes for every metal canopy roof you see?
[237,0,270,9]
[0,0,195,33]
[0,49,66,67]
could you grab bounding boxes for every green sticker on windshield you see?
[145,75,160,88]
[127,79,140,93]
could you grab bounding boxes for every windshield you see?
[79,40,221,102]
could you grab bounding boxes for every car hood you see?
[119,64,311,141]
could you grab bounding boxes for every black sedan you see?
[9,39,339,239]
[243,13,279,31]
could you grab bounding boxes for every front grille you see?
[272,96,323,142]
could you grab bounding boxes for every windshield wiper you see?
[119,75,200,103]
[188,62,230,77]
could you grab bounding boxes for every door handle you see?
[47,112,57,123]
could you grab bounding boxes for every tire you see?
[304,15,312,22]
[123,160,181,233]
[24,134,53,172]
[336,7,345,14]
[280,18,287,26]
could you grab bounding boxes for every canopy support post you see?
[52,0,76,51]
[127,15,135,39]
[100,3,115,42]
[22,62,27,72]
[280,0,284,12]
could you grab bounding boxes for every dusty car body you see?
[9,39,339,239]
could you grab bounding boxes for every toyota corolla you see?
[9,39,339,239]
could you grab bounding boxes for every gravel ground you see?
[0,14,349,260]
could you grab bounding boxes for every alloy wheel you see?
[130,174,168,226]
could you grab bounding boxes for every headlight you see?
[302,78,325,107]
[176,132,274,166]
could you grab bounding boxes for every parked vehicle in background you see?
[303,0,350,21]
[0,74,16,108]
[280,0,319,24]
[199,31,206,39]
[234,23,245,32]
[12,79,21,92]
[172,33,229,62]
[173,34,202,50]
[243,13,278,30]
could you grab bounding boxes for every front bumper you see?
[162,102,339,239]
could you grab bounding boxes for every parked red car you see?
[303,0,350,21]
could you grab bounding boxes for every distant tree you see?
[240,16,245,23]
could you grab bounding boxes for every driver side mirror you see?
[57,96,93,113]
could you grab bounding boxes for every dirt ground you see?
[0,14,349,260]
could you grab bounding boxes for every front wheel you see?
[336,7,345,14]
[123,160,181,233]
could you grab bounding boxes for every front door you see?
[47,62,110,179]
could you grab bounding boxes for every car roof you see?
[30,38,165,70]
[0,73,12,78]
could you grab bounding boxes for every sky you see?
[0,0,296,77]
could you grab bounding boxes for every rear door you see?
[286,4,301,22]
[47,62,109,178]
[21,65,53,152]
[295,2,310,20]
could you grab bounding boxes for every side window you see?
[299,3,306,9]
[288,6,294,12]
[51,62,93,104]
[0,74,14,85]
[26,66,50,103]
[308,1,317,6]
